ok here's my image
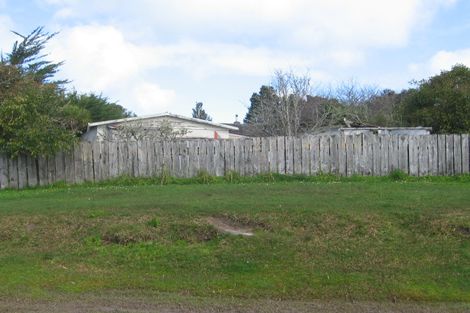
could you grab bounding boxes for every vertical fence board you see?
[154,141,163,176]
[352,134,362,175]
[437,135,446,175]
[389,136,399,172]
[462,134,469,173]
[398,136,409,174]
[37,155,48,186]
[73,144,84,184]
[17,155,27,189]
[345,135,354,176]
[338,135,347,176]
[362,134,373,175]
[81,142,94,182]
[380,135,390,176]
[7,157,18,189]
[285,137,294,175]
[453,134,462,175]
[320,136,330,174]
[47,154,56,185]
[214,140,223,177]
[233,139,241,175]
[409,136,419,176]
[260,138,270,174]
[64,149,75,184]
[91,142,101,181]
[276,137,285,174]
[0,154,8,189]
[268,137,277,173]
[418,136,429,176]
[117,141,127,176]
[293,137,302,175]
[445,135,454,175]
[301,136,311,175]
[54,151,65,183]
[26,155,38,187]
[428,135,438,176]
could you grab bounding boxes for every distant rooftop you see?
[87,113,239,131]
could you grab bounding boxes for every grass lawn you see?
[0,176,469,304]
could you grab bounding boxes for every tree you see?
[0,27,90,157]
[400,64,470,133]
[244,71,311,136]
[244,85,281,136]
[192,102,212,121]
[66,91,135,123]
[1,26,66,85]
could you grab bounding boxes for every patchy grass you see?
[0,176,469,303]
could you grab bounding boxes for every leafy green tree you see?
[0,76,89,157]
[1,26,66,85]
[401,64,470,133]
[66,91,134,123]
[192,102,212,121]
[0,27,90,157]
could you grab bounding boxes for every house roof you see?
[87,113,239,131]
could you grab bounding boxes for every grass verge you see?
[0,174,469,303]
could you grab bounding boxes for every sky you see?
[1,0,469,123]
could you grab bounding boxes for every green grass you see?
[0,174,469,302]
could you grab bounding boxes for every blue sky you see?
[1,0,469,122]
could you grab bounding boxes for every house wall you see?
[89,116,231,141]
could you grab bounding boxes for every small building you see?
[312,126,432,136]
[82,113,239,142]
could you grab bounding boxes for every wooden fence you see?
[0,134,469,189]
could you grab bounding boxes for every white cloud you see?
[429,49,470,72]
[409,48,470,79]
[34,0,460,119]
[48,25,157,91]
[0,15,15,53]
[41,0,457,50]
[132,83,176,115]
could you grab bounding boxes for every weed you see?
[147,218,160,228]
[389,169,409,181]
[196,170,215,184]
[224,170,241,183]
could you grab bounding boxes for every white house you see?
[82,113,240,142]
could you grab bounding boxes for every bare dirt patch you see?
[0,292,468,313]
[206,217,254,237]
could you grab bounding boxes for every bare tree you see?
[272,70,312,136]
[245,70,312,137]
[105,119,189,141]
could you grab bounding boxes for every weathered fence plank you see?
[454,134,462,175]
[428,135,438,175]
[0,154,8,189]
[409,136,419,176]
[462,134,469,174]
[320,135,330,174]
[398,135,409,174]
[445,135,454,175]
[301,136,310,175]
[26,155,38,187]
[37,155,48,187]
[418,136,429,176]
[8,157,19,189]
[17,155,28,189]
[285,137,294,175]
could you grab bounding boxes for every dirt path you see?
[1,292,468,313]
[205,217,254,236]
